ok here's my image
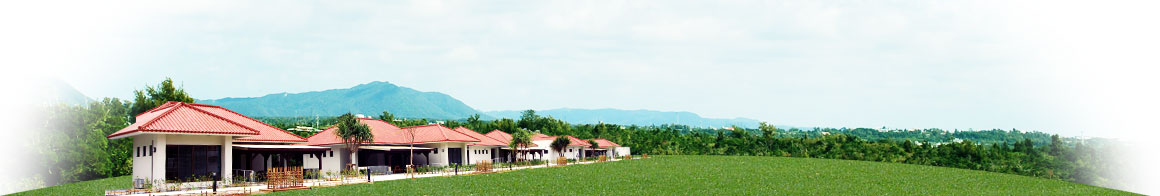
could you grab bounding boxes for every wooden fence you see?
[266,166,305,191]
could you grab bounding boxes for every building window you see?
[135,146,140,157]
[164,145,221,181]
[329,151,333,157]
[149,145,154,156]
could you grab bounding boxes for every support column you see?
[152,135,167,182]
[222,137,233,180]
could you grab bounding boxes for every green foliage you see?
[335,113,372,170]
[508,128,532,162]
[266,156,1135,195]
[550,137,570,157]
[129,78,194,119]
[35,98,133,187]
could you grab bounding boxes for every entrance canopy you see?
[360,146,434,151]
[233,144,329,151]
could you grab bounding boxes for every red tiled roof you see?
[452,127,507,146]
[530,133,554,140]
[567,136,591,147]
[304,119,482,146]
[304,118,401,146]
[593,138,621,147]
[108,102,259,139]
[197,105,307,142]
[529,133,586,146]
[485,130,512,142]
[484,130,538,147]
[399,124,481,144]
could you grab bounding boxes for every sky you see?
[3,0,1159,139]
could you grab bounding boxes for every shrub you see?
[643,154,649,159]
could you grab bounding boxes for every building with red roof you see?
[301,118,495,173]
[107,102,327,182]
[529,133,591,161]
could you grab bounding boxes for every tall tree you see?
[129,78,195,119]
[335,113,372,171]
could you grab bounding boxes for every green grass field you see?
[13,155,1136,195]
[273,155,1134,195]
[10,175,131,196]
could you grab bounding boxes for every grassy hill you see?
[14,156,1135,195]
[274,155,1133,195]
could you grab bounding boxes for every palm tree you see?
[335,113,372,172]
[550,137,571,166]
[508,129,532,164]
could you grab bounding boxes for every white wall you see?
[132,134,233,183]
[132,134,160,182]
[302,146,343,173]
[416,142,470,166]
[466,145,497,164]
[615,147,631,157]
[417,143,447,166]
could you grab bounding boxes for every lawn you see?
[271,155,1136,195]
[11,175,131,196]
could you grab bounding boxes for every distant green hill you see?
[199,81,484,119]
[486,108,763,128]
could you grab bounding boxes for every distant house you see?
[300,119,482,173]
[288,126,319,132]
[530,133,587,160]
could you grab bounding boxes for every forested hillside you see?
[199,81,483,119]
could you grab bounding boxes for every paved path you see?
[123,159,616,195]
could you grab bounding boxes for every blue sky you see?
[4,0,1159,138]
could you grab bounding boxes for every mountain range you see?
[198,81,482,119]
[176,81,760,128]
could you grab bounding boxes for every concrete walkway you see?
[122,159,616,195]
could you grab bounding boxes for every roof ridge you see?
[137,102,187,130]
[360,118,402,129]
[210,104,307,141]
[182,103,261,135]
[136,102,179,117]
[449,126,484,141]
[436,124,450,140]
[305,126,337,139]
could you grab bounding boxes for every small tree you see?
[129,77,195,119]
[550,137,571,165]
[509,129,532,164]
[335,113,372,172]
[588,139,599,160]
